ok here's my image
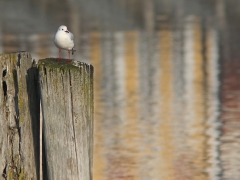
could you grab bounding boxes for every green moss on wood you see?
[7,155,25,180]
[18,169,26,180]
[8,167,27,180]
[38,58,79,71]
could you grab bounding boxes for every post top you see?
[37,58,93,71]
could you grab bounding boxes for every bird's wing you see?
[70,32,74,41]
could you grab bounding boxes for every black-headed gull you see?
[54,25,76,61]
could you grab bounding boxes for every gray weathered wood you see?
[38,59,94,180]
[0,52,39,179]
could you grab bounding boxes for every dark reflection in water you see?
[1,0,240,179]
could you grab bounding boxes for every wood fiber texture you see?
[38,59,94,180]
[0,52,39,179]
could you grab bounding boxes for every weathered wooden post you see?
[0,52,39,179]
[38,59,94,180]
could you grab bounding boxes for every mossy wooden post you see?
[38,59,94,180]
[0,52,39,179]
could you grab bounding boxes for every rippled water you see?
[1,0,240,179]
[91,19,221,180]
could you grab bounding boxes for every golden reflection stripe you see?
[3,34,20,53]
[122,31,140,180]
[192,19,208,180]
[39,34,51,58]
[158,28,174,180]
[90,32,106,180]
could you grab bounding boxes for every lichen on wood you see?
[38,58,94,180]
[0,52,39,179]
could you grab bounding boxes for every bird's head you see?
[58,25,69,33]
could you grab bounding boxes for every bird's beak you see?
[65,30,69,33]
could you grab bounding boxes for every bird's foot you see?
[66,59,72,63]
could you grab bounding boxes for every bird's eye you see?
[62,29,63,30]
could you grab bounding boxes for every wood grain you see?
[38,59,94,180]
[0,52,39,179]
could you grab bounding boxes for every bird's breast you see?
[54,32,74,50]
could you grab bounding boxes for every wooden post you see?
[0,52,39,179]
[38,59,94,180]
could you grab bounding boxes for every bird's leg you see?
[58,49,62,61]
[66,50,71,62]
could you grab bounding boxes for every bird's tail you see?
[72,48,76,55]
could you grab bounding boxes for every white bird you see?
[54,25,76,61]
